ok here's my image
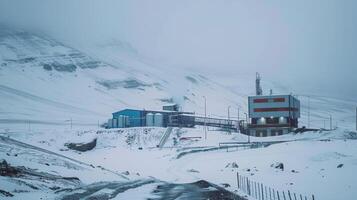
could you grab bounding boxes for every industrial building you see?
[244,73,301,137]
[247,94,300,136]
[107,105,195,128]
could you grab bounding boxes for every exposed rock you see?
[49,186,61,191]
[187,169,200,173]
[65,138,97,152]
[337,164,344,168]
[221,183,231,188]
[271,162,284,171]
[97,78,157,90]
[0,159,19,176]
[225,162,239,169]
[0,189,14,197]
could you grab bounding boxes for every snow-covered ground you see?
[1,125,356,200]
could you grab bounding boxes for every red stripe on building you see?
[254,107,298,112]
[273,98,285,102]
[253,98,269,103]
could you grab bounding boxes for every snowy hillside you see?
[0,27,355,131]
[0,27,248,128]
[1,26,355,133]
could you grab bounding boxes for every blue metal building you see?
[112,109,171,127]
[109,105,195,129]
[112,109,145,127]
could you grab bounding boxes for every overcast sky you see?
[0,0,356,100]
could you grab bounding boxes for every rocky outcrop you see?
[65,138,97,152]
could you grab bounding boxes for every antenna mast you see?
[256,72,263,96]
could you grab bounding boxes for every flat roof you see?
[112,109,193,115]
[248,94,295,98]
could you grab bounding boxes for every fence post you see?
[273,189,275,200]
[288,190,292,200]
[242,176,245,193]
[265,186,268,200]
[242,176,244,192]
[269,187,272,200]
[283,191,286,200]
[246,177,249,195]
[277,191,280,200]
[249,181,254,197]
[261,183,264,200]
[259,183,262,200]
[237,173,240,189]
[255,182,258,199]
[248,178,251,195]
[240,176,242,191]
[254,181,256,198]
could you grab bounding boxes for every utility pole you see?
[307,96,310,128]
[228,106,231,126]
[66,118,73,129]
[323,120,326,129]
[203,96,207,140]
[329,114,332,130]
[244,112,250,143]
[237,108,240,133]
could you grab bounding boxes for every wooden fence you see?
[237,173,315,200]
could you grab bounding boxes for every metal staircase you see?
[158,127,173,148]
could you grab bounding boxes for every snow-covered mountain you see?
[0,27,355,130]
[0,27,246,126]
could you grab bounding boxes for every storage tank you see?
[118,115,124,128]
[125,116,130,127]
[154,113,163,127]
[107,119,113,128]
[146,113,154,126]
[112,118,118,128]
